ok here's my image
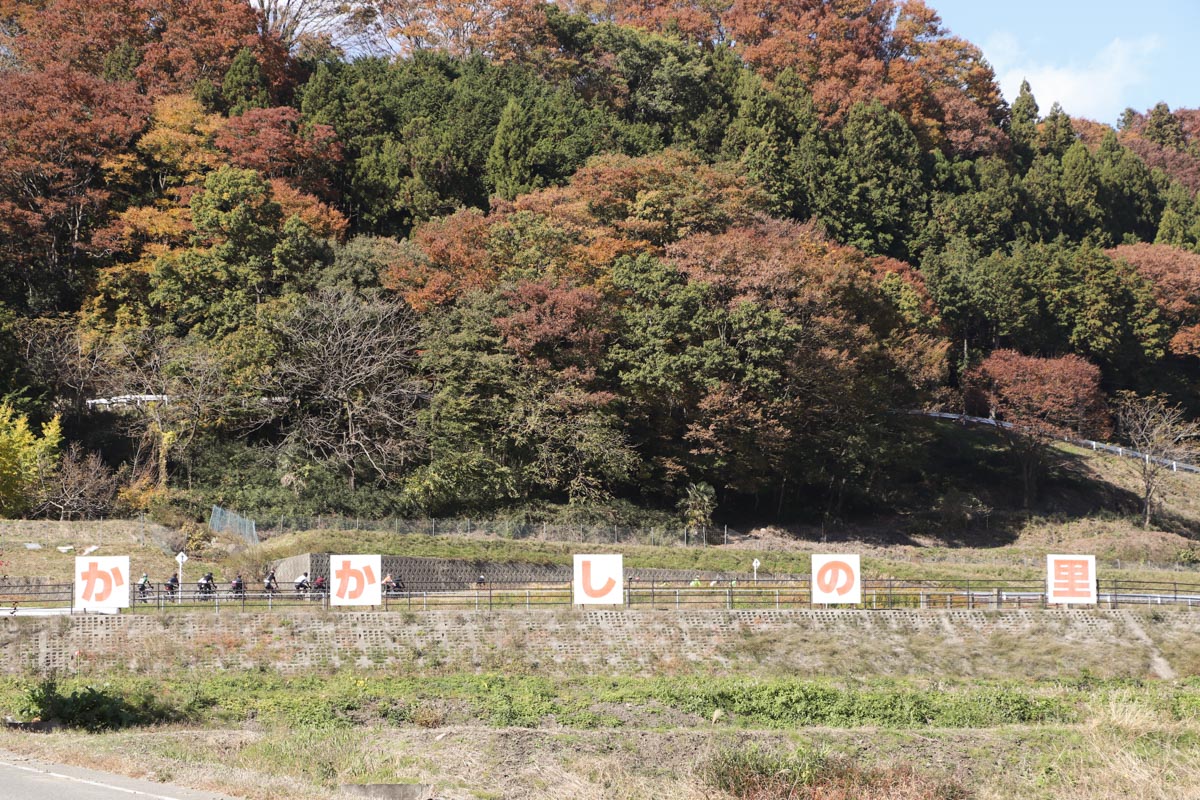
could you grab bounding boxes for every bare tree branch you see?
[99,330,265,486]
[1117,392,1200,529]
[16,316,106,416]
[35,443,119,520]
[250,0,358,50]
[267,287,424,488]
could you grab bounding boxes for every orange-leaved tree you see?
[1108,243,1200,359]
[966,350,1110,508]
[10,0,287,96]
[382,150,765,308]
[0,65,150,311]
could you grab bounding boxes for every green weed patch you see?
[0,671,1134,731]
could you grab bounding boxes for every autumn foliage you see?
[384,150,765,307]
[2,0,1200,521]
[0,65,150,307]
[10,0,286,95]
[1109,243,1200,358]
[967,350,1110,506]
[216,107,343,198]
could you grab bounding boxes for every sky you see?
[927,0,1200,125]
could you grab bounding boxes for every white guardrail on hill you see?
[911,411,1200,476]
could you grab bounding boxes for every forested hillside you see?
[1,0,1199,525]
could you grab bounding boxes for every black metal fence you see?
[6,577,1200,614]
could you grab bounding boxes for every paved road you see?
[0,750,243,800]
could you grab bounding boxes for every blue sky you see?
[928,0,1200,125]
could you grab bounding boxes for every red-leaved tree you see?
[0,65,150,309]
[11,0,287,96]
[967,350,1110,508]
[215,107,342,199]
[1108,243,1200,359]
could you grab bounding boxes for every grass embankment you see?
[5,421,1200,588]
[0,519,230,585]
[2,670,1200,799]
[231,526,1200,586]
[0,672,1095,730]
[223,431,1200,585]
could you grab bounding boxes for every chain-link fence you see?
[209,506,259,545]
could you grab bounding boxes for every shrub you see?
[702,743,970,800]
[26,678,178,732]
[702,744,828,798]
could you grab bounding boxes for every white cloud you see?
[982,34,1162,123]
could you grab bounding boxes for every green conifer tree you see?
[1061,141,1104,240]
[1009,79,1040,166]
[815,101,925,258]
[1038,102,1076,158]
[486,98,537,201]
[1143,102,1185,150]
[222,48,270,116]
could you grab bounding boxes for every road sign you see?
[752,558,760,582]
[175,552,188,565]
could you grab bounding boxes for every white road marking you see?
[0,758,194,799]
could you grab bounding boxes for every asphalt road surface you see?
[0,750,243,800]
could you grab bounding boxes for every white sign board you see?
[330,554,382,606]
[74,556,130,611]
[573,554,623,605]
[811,554,861,605]
[175,552,188,565]
[1046,554,1096,605]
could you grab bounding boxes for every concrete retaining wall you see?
[271,553,783,590]
[3,607,1197,680]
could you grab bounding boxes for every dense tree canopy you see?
[3,0,1200,523]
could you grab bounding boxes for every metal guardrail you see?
[913,411,1200,475]
[7,578,1200,615]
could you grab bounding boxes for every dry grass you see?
[7,717,1200,800]
[0,519,236,583]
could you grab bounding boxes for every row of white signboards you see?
[73,555,387,611]
[573,554,1102,605]
[71,553,1101,611]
